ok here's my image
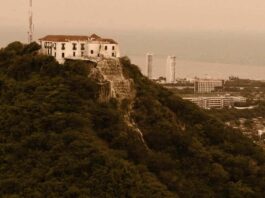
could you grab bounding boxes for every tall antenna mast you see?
[28,0,34,43]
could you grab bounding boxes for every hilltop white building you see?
[39,34,120,64]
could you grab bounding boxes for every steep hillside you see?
[0,42,264,197]
[122,58,265,197]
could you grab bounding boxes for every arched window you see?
[81,43,85,50]
[72,43,77,50]
[61,43,65,50]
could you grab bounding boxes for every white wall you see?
[99,44,120,58]
[40,40,121,64]
[87,43,101,57]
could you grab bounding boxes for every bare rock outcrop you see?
[96,59,136,101]
[88,58,149,149]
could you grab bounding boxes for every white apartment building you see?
[194,78,224,93]
[166,56,176,83]
[184,96,247,109]
[146,53,153,79]
[232,96,247,103]
[39,34,120,64]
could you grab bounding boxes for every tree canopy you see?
[0,43,264,197]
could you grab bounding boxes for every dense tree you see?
[0,43,264,197]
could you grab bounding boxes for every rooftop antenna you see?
[28,0,34,43]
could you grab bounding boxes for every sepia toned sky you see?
[1,0,265,32]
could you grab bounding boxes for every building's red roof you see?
[101,38,118,44]
[89,34,118,44]
[39,35,89,42]
[39,34,118,44]
[90,34,101,40]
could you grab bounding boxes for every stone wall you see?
[96,59,136,101]
[88,58,148,149]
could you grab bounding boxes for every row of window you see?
[71,43,85,50]
[44,42,115,51]
[66,44,115,51]
[104,46,115,50]
[54,51,116,58]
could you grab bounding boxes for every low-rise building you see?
[183,96,247,109]
[194,78,224,93]
[39,34,120,64]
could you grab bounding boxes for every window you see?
[73,52,76,57]
[72,43,77,50]
[46,42,53,48]
[61,43,65,50]
[91,50,94,54]
[105,46,108,50]
[54,43,57,50]
[62,53,65,58]
[112,52,115,57]
[81,43,85,50]
[81,52,84,56]
[112,46,115,50]
[54,52,56,57]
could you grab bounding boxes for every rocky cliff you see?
[89,59,135,102]
[89,58,148,149]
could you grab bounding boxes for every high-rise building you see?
[146,53,153,79]
[166,56,176,83]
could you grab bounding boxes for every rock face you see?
[97,81,112,103]
[89,59,135,102]
[96,59,136,101]
[89,58,149,149]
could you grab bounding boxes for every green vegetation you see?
[209,102,265,122]
[224,77,265,102]
[226,77,265,88]
[0,42,264,197]
[122,58,265,197]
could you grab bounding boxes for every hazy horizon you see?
[2,0,265,79]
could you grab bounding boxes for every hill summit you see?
[0,42,264,197]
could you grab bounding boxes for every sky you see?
[2,0,265,33]
[2,0,265,49]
